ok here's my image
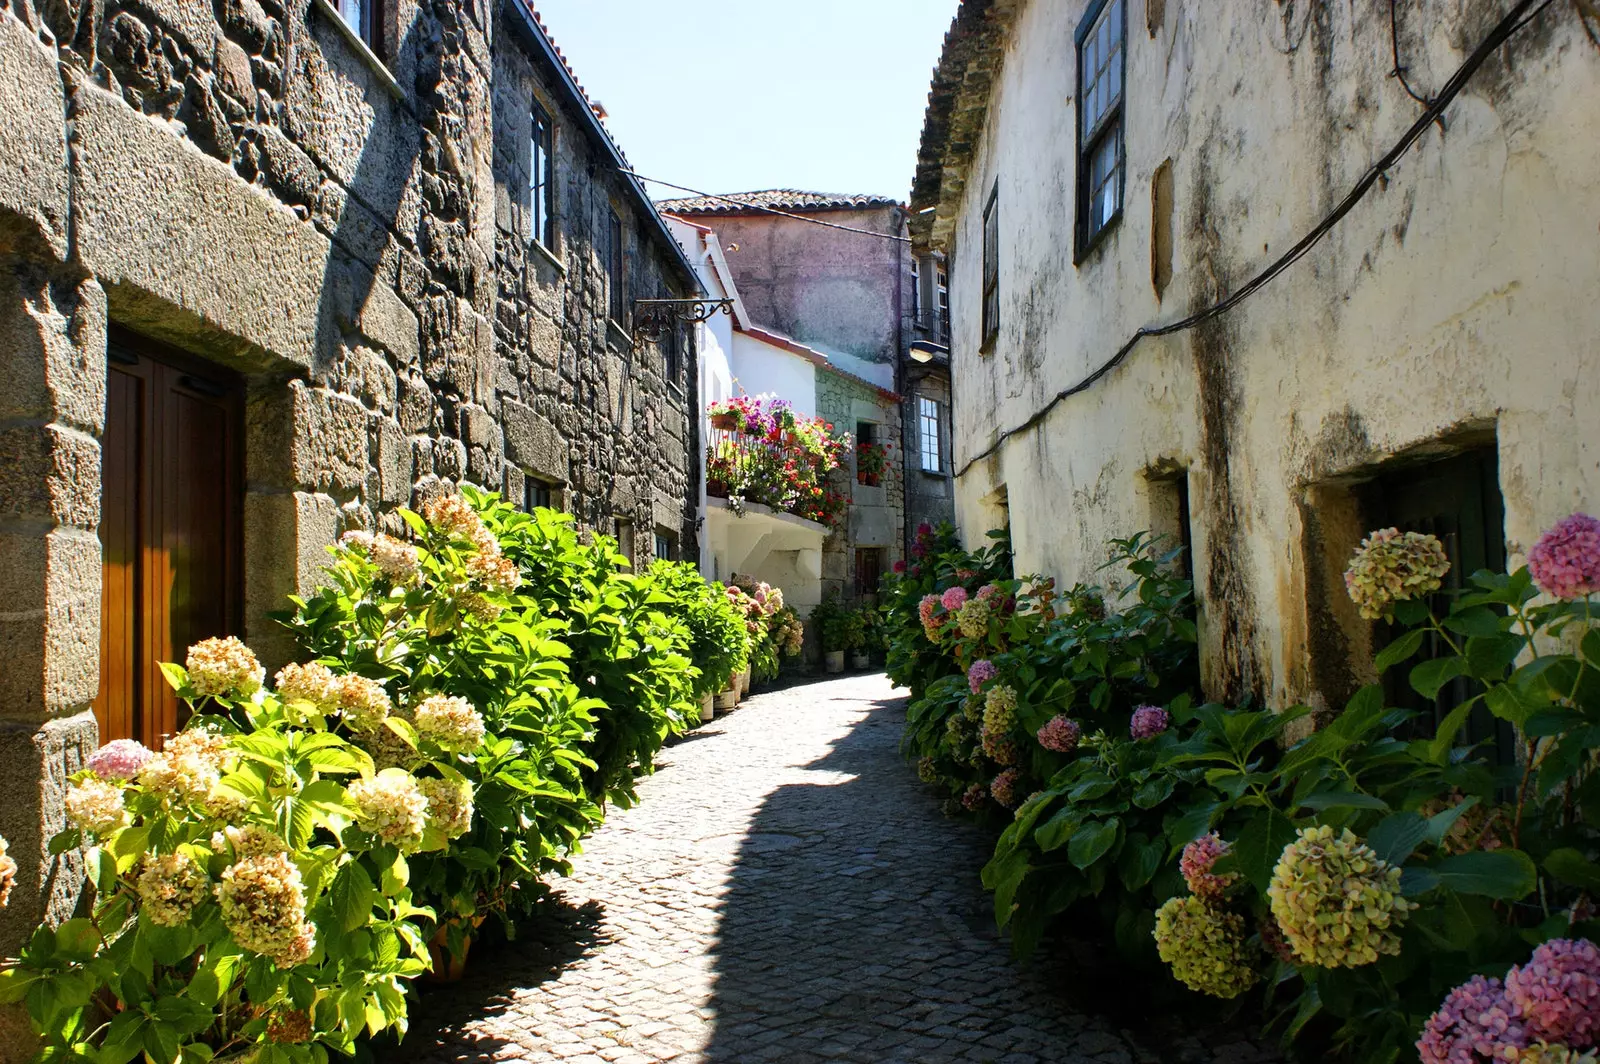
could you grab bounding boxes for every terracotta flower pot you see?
[425,924,474,982]
[710,412,739,431]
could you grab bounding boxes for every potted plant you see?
[708,398,741,432]
[812,595,847,673]
[856,440,890,487]
[847,606,872,669]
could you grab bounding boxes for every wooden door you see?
[95,330,243,748]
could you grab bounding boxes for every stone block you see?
[372,415,408,505]
[0,712,96,958]
[243,489,337,670]
[0,266,107,433]
[0,529,101,723]
[0,13,70,258]
[289,382,369,493]
[0,423,101,529]
[70,83,329,370]
[250,123,322,208]
[419,294,493,401]
[502,397,565,482]
[126,0,218,58]
[326,255,419,367]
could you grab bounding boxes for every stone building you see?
[0,0,699,964]
[659,190,956,600]
[911,0,1600,714]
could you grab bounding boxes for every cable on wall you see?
[620,170,914,244]
[952,0,1553,482]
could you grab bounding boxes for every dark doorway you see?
[1369,448,1512,761]
[96,329,244,748]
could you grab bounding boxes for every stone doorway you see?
[94,329,244,749]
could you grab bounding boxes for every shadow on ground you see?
[393,896,609,1062]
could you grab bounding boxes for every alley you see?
[406,675,1267,1064]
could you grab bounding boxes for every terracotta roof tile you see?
[655,189,904,216]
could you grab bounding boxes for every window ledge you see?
[919,469,952,481]
[310,0,402,99]
[1074,209,1124,267]
[606,318,633,351]
[529,238,565,275]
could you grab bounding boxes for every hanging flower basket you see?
[710,411,740,431]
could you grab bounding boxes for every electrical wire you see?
[953,0,1551,481]
[620,170,913,243]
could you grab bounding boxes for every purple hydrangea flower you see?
[1130,705,1171,740]
[1505,938,1600,1048]
[1528,514,1600,601]
[967,659,998,694]
[86,738,154,782]
[1036,716,1082,754]
[1418,975,1528,1064]
[941,586,969,612]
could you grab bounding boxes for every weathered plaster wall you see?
[0,0,697,975]
[817,370,904,601]
[697,207,908,366]
[934,0,1600,709]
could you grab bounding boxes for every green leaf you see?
[1544,848,1600,892]
[1442,607,1505,638]
[1067,820,1119,870]
[1367,812,1429,866]
[1034,807,1083,853]
[330,862,378,933]
[157,662,189,693]
[1234,809,1298,892]
[1410,656,1467,700]
[54,919,101,961]
[1297,791,1390,813]
[1117,836,1164,891]
[1373,630,1426,674]
[1434,849,1537,900]
[1132,775,1175,809]
[1424,798,1479,847]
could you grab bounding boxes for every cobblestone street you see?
[406,675,1270,1064]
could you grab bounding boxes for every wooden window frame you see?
[1075,0,1127,261]
[654,529,677,562]
[605,208,627,326]
[936,262,950,343]
[918,396,943,473]
[530,102,555,251]
[980,186,999,351]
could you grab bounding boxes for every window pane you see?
[340,0,363,37]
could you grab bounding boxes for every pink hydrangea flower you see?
[1036,716,1081,754]
[990,768,1022,808]
[941,586,968,611]
[1180,833,1239,901]
[1418,976,1528,1064]
[1130,705,1171,740]
[1528,515,1600,601]
[967,659,998,694]
[960,783,987,811]
[916,522,933,537]
[87,739,154,782]
[1505,939,1600,1048]
[892,559,907,573]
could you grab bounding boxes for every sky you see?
[532,0,959,204]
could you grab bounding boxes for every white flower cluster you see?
[65,778,128,836]
[418,777,475,838]
[210,824,287,859]
[185,636,265,698]
[217,852,315,968]
[0,834,17,909]
[348,769,428,850]
[275,662,340,711]
[137,851,210,927]
[337,674,392,733]
[414,695,486,751]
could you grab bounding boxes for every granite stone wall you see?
[0,0,698,981]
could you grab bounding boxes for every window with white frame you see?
[529,103,554,249]
[919,397,942,473]
[1076,0,1125,256]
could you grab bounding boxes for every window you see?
[605,209,626,324]
[936,264,950,342]
[615,519,634,568]
[855,547,886,599]
[530,103,554,249]
[335,0,383,57]
[910,256,921,326]
[654,529,677,562]
[918,397,942,473]
[981,187,999,349]
[665,323,681,383]
[525,477,554,512]
[1076,0,1125,256]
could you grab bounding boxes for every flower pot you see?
[714,686,739,711]
[824,650,845,674]
[700,692,715,723]
[737,667,751,696]
[851,652,871,670]
[710,412,739,431]
[424,924,473,982]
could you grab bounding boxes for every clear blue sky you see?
[533,0,958,203]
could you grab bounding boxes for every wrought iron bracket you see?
[631,298,734,345]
